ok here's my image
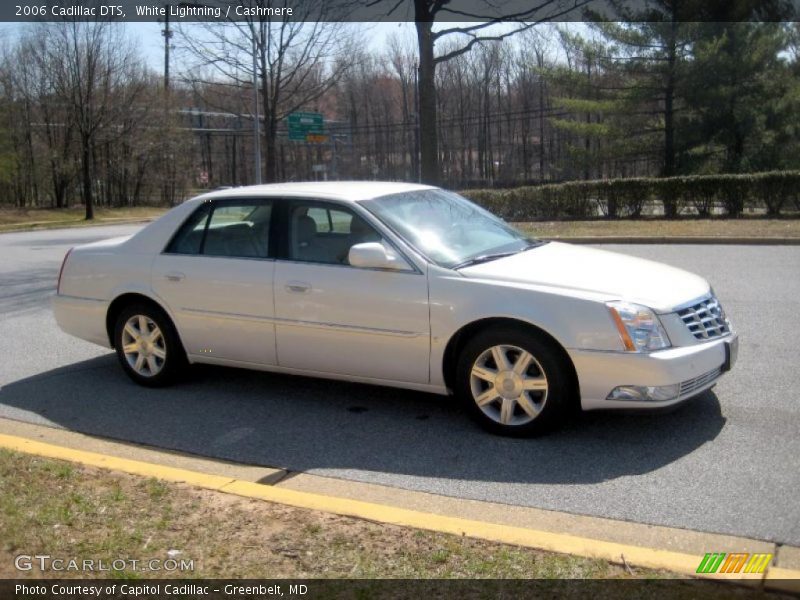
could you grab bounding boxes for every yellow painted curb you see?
[0,432,792,584]
[0,434,235,491]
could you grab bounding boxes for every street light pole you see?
[252,32,262,185]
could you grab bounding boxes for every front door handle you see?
[165,272,185,282]
[285,281,311,294]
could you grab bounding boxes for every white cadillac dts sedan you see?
[53,182,738,436]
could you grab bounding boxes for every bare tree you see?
[178,1,356,182]
[47,21,147,219]
[387,33,419,180]
[1,41,43,207]
[8,32,76,208]
[369,0,589,184]
[514,29,553,182]
[1,23,151,212]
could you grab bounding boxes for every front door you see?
[273,200,430,383]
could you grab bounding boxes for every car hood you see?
[458,241,709,313]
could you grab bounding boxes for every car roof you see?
[192,181,437,203]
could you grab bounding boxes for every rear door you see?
[273,199,430,384]
[151,198,277,365]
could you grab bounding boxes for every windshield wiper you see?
[451,241,545,270]
[452,251,521,270]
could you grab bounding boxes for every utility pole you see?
[413,61,421,183]
[252,33,262,184]
[161,5,174,204]
[161,6,172,91]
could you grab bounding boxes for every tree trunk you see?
[664,19,677,178]
[415,17,439,185]
[52,174,67,209]
[413,67,421,181]
[400,76,413,180]
[265,115,278,182]
[83,140,94,220]
[662,19,678,217]
[539,78,545,182]
[584,59,592,181]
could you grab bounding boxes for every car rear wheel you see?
[114,303,185,387]
[455,327,571,437]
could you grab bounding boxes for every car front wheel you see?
[455,327,571,437]
[114,303,185,387]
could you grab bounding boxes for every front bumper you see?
[569,334,737,411]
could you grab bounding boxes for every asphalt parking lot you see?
[1,224,798,546]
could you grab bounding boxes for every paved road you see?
[1,225,798,545]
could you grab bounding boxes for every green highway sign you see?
[288,111,324,141]
[288,112,323,127]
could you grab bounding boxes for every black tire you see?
[455,326,572,437]
[113,303,186,387]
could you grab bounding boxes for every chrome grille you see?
[680,367,722,396]
[676,296,730,340]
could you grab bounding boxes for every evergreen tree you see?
[682,23,797,173]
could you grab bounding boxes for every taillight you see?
[57,247,73,295]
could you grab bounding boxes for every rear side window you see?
[204,203,271,259]
[165,200,272,259]
[166,203,211,255]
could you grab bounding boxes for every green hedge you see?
[461,171,800,220]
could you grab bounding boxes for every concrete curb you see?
[543,236,800,245]
[0,217,157,234]
[1,430,798,590]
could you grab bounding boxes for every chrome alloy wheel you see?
[121,315,167,377]
[469,344,548,426]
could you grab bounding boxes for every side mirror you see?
[348,242,410,271]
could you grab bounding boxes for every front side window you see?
[362,189,541,269]
[288,202,382,265]
[166,200,272,259]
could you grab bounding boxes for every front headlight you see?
[607,301,671,352]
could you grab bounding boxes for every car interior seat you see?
[295,214,321,261]
[222,223,262,258]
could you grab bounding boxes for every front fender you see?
[428,267,620,388]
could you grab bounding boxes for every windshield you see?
[362,189,541,269]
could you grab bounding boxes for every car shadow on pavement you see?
[0,355,726,486]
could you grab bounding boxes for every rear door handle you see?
[165,272,185,282]
[285,281,311,294]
